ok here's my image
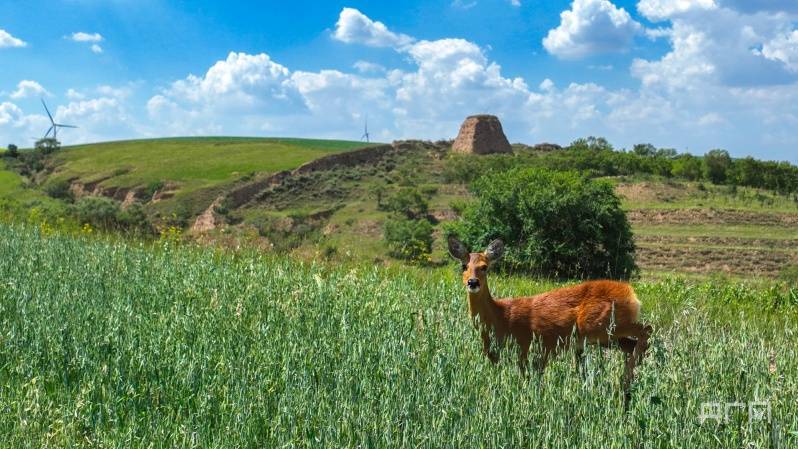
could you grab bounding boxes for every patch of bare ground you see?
[628,208,798,226]
[636,235,798,250]
[616,182,689,204]
[635,244,797,277]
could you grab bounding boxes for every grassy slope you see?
[0,159,66,220]
[0,224,795,447]
[51,137,366,195]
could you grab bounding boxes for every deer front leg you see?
[481,329,499,364]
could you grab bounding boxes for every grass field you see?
[50,137,367,195]
[1,224,796,447]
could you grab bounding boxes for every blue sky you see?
[1,0,797,162]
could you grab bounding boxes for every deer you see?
[448,236,653,402]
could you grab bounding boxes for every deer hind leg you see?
[621,323,654,407]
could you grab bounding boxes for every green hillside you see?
[51,137,366,195]
[2,137,798,280]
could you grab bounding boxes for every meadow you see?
[49,137,366,196]
[1,223,796,448]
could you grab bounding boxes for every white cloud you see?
[759,30,798,73]
[68,32,104,54]
[353,60,385,73]
[543,0,642,59]
[0,29,26,48]
[333,7,414,48]
[70,32,103,43]
[637,0,717,21]
[451,0,478,9]
[511,0,521,6]
[0,102,24,126]
[10,80,50,99]
[631,5,798,89]
[66,89,85,100]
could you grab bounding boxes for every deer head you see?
[448,236,504,294]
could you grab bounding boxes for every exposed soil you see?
[636,235,798,250]
[628,208,798,227]
[635,244,797,277]
[616,182,689,204]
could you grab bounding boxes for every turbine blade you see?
[41,99,54,123]
[55,124,78,128]
[45,125,54,137]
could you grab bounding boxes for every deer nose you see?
[467,278,480,289]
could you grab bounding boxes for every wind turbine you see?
[41,99,77,140]
[361,115,370,143]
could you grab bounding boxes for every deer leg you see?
[574,339,588,380]
[535,349,550,375]
[518,343,530,376]
[621,324,653,408]
[481,330,498,364]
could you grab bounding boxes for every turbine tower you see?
[361,115,370,143]
[41,99,77,140]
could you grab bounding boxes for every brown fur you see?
[451,238,652,403]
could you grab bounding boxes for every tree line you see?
[444,136,798,195]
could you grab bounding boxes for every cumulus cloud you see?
[68,32,104,54]
[333,7,414,48]
[353,60,385,73]
[70,32,103,42]
[0,29,26,48]
[637,0,717,21]
[10,80,50,99]
[631,4,798,89]
[543,0,642,59]
[759,30,798,73]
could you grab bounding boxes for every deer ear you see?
[484,239,505,262]
[447,235,469,262]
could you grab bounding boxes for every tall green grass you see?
[0,224,796,448]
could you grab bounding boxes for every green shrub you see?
[6,144,19,158]
[71,197,151,233]
[72,197,122,230]
[116,203,152,233]
[447,168,637,279]
[144,181,165,198]
[382,188,429,219]
[42,179,74,202]
[383,217,433,263]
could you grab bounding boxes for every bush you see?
[72,197,122,230]
[43,179,74,202]
[447,168,637,279]
[383,217,433,263]
[704,149,731,184]
[72,197,152,233]
[6,144,18,158]
[382,188,429,219]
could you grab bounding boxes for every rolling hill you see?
[2,137,797,280]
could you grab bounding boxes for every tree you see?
[448,168,637,280]
[632,143,656,157]
[35,138,60,154]
[6,144,18,158]
[704,149,732,184]
[569,136,613,152]
[672,154,704,181]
